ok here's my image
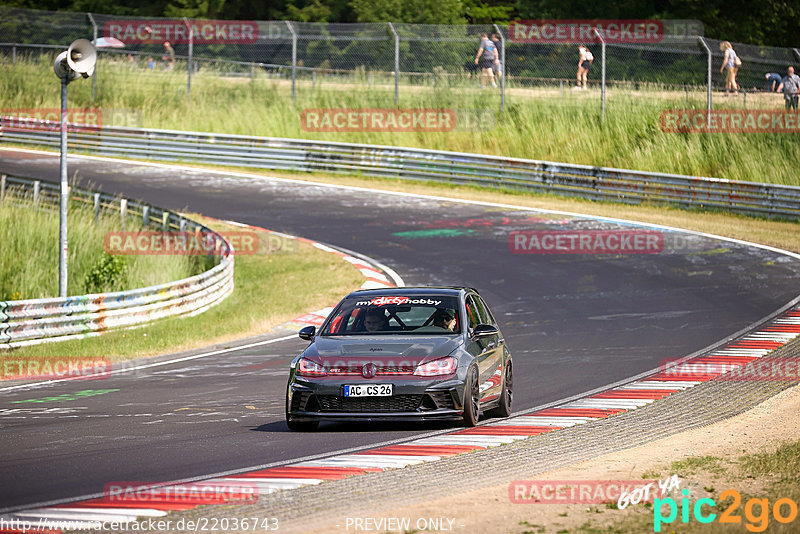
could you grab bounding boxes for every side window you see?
[476,296,497,326]
[465,296,481,330]
[469,294,490,326]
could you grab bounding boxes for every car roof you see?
[344,286,477,299]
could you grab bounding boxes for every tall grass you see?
[0,194,211,300]
[2,55,799,185]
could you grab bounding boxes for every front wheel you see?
[488,362,512,418]
[286,383,319,431]
[462,367,480,427]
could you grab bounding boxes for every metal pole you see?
[94,192,101,221]
[593,28,606,122]
[698,37,712,129]
[88,13,97,101]
[285,21,297,101]
[120,198,127,230]
[793,48,800,62]
[388,22,399,105]
[184,17,193,97]
[493,24,505,112]
[59,75,69,298]
[12,45,16,64]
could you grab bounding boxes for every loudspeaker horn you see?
[53,51,80,81]
[66,39,97,78]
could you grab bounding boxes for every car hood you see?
[303,335,463,366]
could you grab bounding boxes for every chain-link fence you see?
[2,6,800,120]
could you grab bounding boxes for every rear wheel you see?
[488,362,513,418]
[462,367,480,427]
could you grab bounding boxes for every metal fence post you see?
[794,48,800,62]
[12,45,16,64]
[142,205,150,227]
[493,24,505,112]
[593,28,606,122]
[285,21,297,101]
[33,180,40,208]
[0,174,5,201]
[93,192,101,221]
[87,13,97,102]
[388,23,399,105]
[184,17,193,97]
[698,37,712,129]
[120,198,127,230]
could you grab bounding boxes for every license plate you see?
[344,384,393,397]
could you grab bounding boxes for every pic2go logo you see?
[654,489,799,532]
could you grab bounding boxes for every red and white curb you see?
[4,305,798,530]
[224,222,398,328]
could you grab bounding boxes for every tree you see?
[351,0,466,25]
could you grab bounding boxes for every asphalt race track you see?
[2,148,800,511]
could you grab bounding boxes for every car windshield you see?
[321,295,461,336]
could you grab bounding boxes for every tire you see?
[462,367,480,427]
[488,362,513,418]
[285,383,319,431]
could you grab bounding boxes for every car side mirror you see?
[298,326,316,341]
[472,324,498,338]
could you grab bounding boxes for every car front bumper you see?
[287,376,466,422]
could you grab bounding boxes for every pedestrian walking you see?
[575,45,593,90]
[474,33,498,89]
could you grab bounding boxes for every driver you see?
[363,308,389,332]
[433,309,457,331]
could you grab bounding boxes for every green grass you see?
[567,440,800,533]
[0,194,209,300]
[6,216,364,361]
[668,455,728,476]
[3,55,799,185]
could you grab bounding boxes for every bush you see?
[83,253,128,294]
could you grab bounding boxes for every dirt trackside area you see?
[300,383,800,534]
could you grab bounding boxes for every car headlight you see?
[413,356,457,376]
[297,358,327,377]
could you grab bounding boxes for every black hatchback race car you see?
[285,287,513,430]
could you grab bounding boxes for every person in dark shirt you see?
[491,33,504,81]
[765,72,782,92]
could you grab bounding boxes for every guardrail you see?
[2,116,800,219]
[0,174,234,349]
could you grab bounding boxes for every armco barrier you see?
[0,175,234,349]
[2,116,800,219]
